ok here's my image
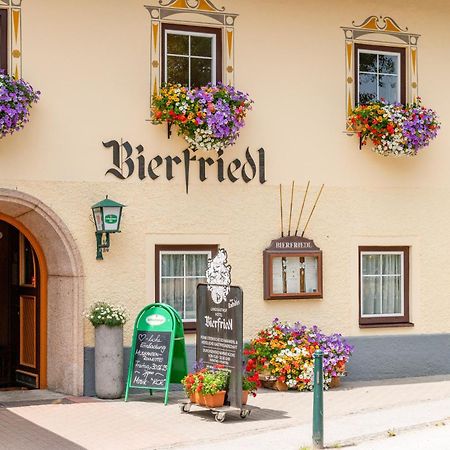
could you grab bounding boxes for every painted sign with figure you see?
[197,249,244,408]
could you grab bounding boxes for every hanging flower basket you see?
[151,83,253,152]
[0,72,40,138]
[348,98,440,157]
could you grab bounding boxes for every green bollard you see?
[312,349,324,449]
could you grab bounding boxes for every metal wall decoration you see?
[342,16,420,128]
[206,248,231,304]
[146,0,238,98]
[0,0,22,79]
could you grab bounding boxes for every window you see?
[161,24,222,88]
[0,9,7,72]
[155,245,218,330]
[359,246,411,327]
[355,44,406,105]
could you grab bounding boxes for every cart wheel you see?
[215,412,226,423]
[240,410,250,419]
[180,403,191,413]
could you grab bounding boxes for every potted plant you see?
[151,83,253,152]
[245,319,353,391]
[85,301,128,399]
[182,366,229,407]
[0,71,40,138]
[242,373,259,405]
[348,98,440,156]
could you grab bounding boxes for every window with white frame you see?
[359,246,410,326]
[155,245,217,330]
[356,44,405,105]
[162,24,222,88]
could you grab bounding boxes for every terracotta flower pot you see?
[203,390,226,408]
[242,390,249,405]
[189,393,196,403]
[195,391,206,406]
[330,376,341,388]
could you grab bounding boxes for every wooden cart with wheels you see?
[179,399,258,422]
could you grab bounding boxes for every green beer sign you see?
[105,214,118,224]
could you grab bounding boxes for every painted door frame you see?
[0,213,47,389]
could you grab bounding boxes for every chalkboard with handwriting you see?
[130,331,171,389]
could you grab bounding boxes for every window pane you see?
[362,254,381,275]
[272,257,283,293]
[186,253,208,276]
[22,238,36,286]
[191,58,212,87]
[167,56,189,86]
[379,54,398,75]
[359,73,377,104]
[362,276,381,315]
[167,33,189,55]
[379,75,398,104]
[382,254,402,275]
[304,256,318,293]
[191,35,212,57]
[382,276,402,314]
[161,278,184,318]
[359,52,377,72]
[161,254,184,277]
[185,277,205,320]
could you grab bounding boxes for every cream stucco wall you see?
[1,0,450,350]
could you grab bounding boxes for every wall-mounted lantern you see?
[91,196,125,260]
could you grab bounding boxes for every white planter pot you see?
[95,325,124,399]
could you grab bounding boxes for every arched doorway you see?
[0,221,44,389]
[0,189,84,395]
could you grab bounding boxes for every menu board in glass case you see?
[263,236,323,300]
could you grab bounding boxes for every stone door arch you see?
[0,189,84,395]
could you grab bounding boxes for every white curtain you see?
[161,253,208,320]
[362,254,402,315]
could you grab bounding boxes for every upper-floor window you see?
[356,44,406,105]
[359,246,411,327]
[162,23,222,88]
[0,9,7,72]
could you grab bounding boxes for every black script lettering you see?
[148,155,163,180]
[227,159,241,183]
[165,155,182,181]
[103,140,134,179]
[241,147,256,183]
[137,145,145,180]
[198,157,214,182]
[258,148,267,184]
[183,148,197,194]
[217,150,225,182]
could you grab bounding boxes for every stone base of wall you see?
[83,334,450,396]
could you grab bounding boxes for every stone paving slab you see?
[0,410,84,450]
[7,376,450,450]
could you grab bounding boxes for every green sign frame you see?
[125,303,188,405]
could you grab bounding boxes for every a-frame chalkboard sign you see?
[125,303,187,405]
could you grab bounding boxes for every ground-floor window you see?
[155,245,217,331]
[359,246,410,327]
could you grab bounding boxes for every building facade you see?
[0,0,449,395]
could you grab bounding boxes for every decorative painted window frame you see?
[0,0,22,79]
[146,0,237,98]
[342,16,420,129]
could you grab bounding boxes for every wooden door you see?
[15,234,40,388]
[0,221,16,386]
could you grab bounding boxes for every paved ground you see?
[2,376,450,449]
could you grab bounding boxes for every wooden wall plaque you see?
[263,236,323,300]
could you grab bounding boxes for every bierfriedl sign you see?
[197,249,244,408]
[102,140,266,193]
